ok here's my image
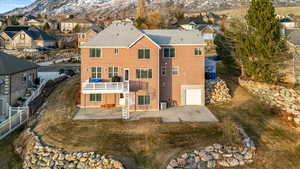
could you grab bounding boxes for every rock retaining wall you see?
[14,129,125,169]
[239,78,300,127]
[166,127,256,169]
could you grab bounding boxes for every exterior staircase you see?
[122,93,130,120]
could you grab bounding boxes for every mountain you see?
[2,0,300,16]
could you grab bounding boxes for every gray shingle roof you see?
[24,30,56,41]
[82,22,143,48]
[4,26,31,32]
[3,31,16,39]
[287,29,300,46]
[82,22,206,48]
[142,29,205,45]
[0,52,39,75]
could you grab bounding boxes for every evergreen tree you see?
[43,22,50,31]
[235,0,288,83]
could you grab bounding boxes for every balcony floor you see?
[73,106,218,123]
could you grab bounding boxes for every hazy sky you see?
[0,0,35,13]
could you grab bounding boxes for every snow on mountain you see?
[2,0,300,16]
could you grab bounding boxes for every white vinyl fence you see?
[0,80,47,140]
[0,106,29,140]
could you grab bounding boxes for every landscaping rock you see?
[15,129,125,169]
[239,78,300,128]
[166,126,256,168]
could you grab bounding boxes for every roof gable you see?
[82,22,206,48]
[82,22,143,48]
[0,52,39,75]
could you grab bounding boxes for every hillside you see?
[2,0,300,16]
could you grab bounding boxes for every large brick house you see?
[80,22,206,114]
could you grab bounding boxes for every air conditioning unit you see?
[160,102,168,110]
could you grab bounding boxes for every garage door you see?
[185,89,202,105]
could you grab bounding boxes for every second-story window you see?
[138,49,150,59]
[136,68,152,79]
[163,48,175,58]
[91,67,101,79]
[108,66,118,78]
[114,48,119,55]
[90,48,101,58]
[195,48,202,56]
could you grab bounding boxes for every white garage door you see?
[185,89,202,105]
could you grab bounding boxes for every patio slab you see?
[74,106,219,123]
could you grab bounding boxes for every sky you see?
[0,0,35,13]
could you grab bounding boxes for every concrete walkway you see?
[74,106,219,123]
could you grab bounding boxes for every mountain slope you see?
[2,0,300,16]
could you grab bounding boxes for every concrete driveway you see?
[74,106,219,123]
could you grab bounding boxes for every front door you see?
[124,69,129,82]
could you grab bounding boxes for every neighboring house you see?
[18,15,37,25]
[280,17,296,29]
[27,19,44,27]
[60,19,94,33]
[0,52,39,117]
[0,26,56,49]
[199,25,219,41]
[179,17,208,30]
[77,26,103,48]
[80,22,206,113]
[286,29,300,84]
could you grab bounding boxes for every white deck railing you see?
[82,81,129,94]
[0,106,29,140]
[0,80,47,140]
[24,80,47,106]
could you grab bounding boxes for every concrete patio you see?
[74,106,219,122]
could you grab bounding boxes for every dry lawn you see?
[1,73,300,169]
[33,76,241,169]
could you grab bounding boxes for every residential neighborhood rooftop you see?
[82,22,206,48]
[0,52,39,75]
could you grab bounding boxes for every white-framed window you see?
[138,49,150,59]
[136,68,152,79]
[114,48,119,55]
[138,95,150,105]
[161,65,166,76]
[108,66,118,78]
[90,48,101,58]
[90,94,102,102]
[91,67,101,79]
[195,48,202,56]
[172,67,180,75]
[163,48,175,58]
